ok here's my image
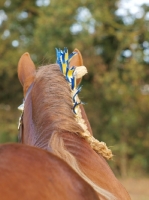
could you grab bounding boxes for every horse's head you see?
[18,48,112,158]
[18,49,84,96]
[17,49,93,148]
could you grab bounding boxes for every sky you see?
[115,0,149,25]
[116,0,149,17]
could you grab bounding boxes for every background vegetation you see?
[0,0,149,178]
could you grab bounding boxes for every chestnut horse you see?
[0,143,99,200]
[17,50,131,200]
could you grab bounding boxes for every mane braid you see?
[55,48,113,159]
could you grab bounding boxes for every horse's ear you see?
[18,52,36,95]
[69,48,84,86]
[69,48,83,67]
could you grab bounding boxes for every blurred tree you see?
[0,0,39,104]
[0,0,149,177]
[0,0,39,143]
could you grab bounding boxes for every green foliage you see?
[1,0,149,177]
[0,105,18,143]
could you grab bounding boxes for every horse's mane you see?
[32,64,84,140]
[31,64,116,200]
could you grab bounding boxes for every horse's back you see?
[0,143,99,200]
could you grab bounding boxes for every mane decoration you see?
[55,48,113,160]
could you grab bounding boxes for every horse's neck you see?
[59,132,131,200]
[23,94,52,150]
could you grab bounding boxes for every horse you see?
[17,49,131,200]
[0,143,99,200]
